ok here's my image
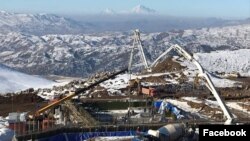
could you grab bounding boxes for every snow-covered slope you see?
[194,49,250,76]
[0,24,249,77]
[183,24,250,48]
[175,55,242,88]
[100,74,130,94]
[0,11,89,35]
[0,64,55,94]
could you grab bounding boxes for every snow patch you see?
[0,117,14,141]
[100,74,130,94]
[0,65,56,94]
[94,136,134,141]
[194,49,250,76]
[226,102,250,115]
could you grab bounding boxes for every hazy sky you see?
[0,0,249,18]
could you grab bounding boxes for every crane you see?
[150,44,234,125]
[128,29,151,73]
[34,68,128,116]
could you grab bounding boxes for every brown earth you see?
[151,57,184,73]
[186,101,223,120]
[238,103,250,111]
[0,93,47,116]
[90,86,109,98]
[1,57,250,118]
[141,75,167,84]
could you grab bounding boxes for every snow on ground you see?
[106,109,144,115]
[100,74,131,89]
[182,97,250,116]
[208,75,241,88]
[204,99,224,109]
[163,99,207,118]
[0,117,14,141]
[183,24,250,48]
[0,65,57,94]
[37,90,62,100]
[227,102,250,115]
[181,97,202,104]
[174,54,242,88]
[183,97,221,109]
[164,97,249,119]
[100,73,174,94]
[194,49,250,76]
[135,73,169,79]
[100,74,131,94]
[94,136,134,141]
[47,75,83,84]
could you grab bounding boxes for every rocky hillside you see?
[0,11,91,35]
[0,24,249,77]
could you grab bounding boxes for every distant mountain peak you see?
[102,8,116,15]
[131,5,156,14]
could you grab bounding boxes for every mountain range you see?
[0,8,249,93]
[1,9,248,35]
[0,11,93,35]
[0,23,249,77]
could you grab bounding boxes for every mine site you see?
[0,1,250,141]
[1,29,250,141]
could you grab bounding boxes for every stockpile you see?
[0,93,46,116]
[151,57,184,73]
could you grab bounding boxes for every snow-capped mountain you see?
[0,24,249,77]
[102,8,116,15]
[0,64,55,93]
[102,5,156,15]
[0,11,91,35]
[131,5,156,14]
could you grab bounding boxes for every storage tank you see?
[148,123,185,141]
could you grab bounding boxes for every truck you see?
[141,87,157,97]
[129,78,158,97]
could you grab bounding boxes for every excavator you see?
[128,30,234,124]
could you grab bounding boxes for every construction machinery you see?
[141,87,157,97]
[149,44,234,124]
[128,29,159,98]
[128,29,151,73]
[147,123,187,141]
[127,30,234,124]
[34,68,128,116]
[129,78,158,97]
